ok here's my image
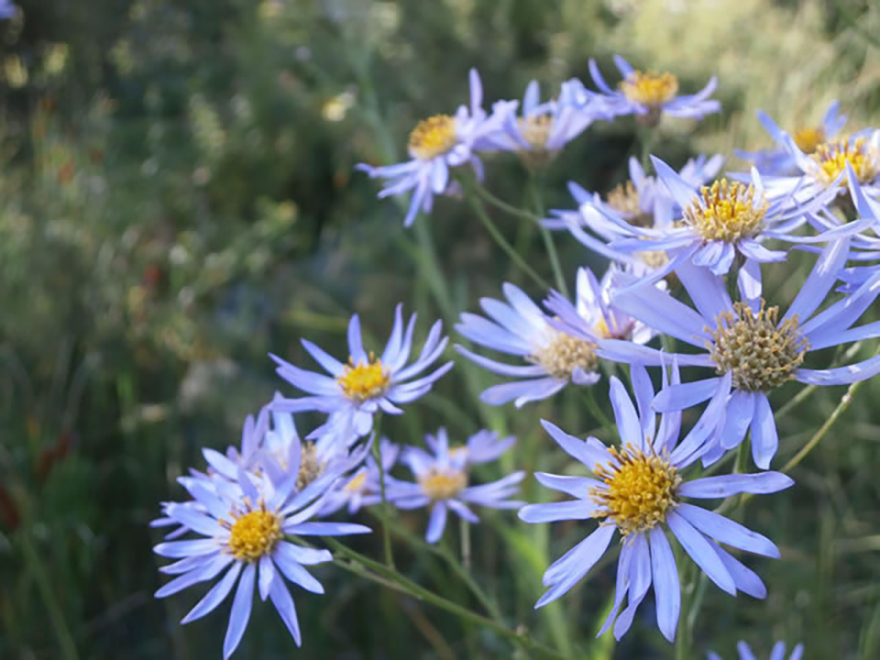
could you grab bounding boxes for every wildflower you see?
[271,304,453,445]
[387,429,525,543]
[318,438,401,516]
[455,281,603,407]
[603,155,856,277]
[587,55,720,126]
[484,79,610,168]
[603,239,880,468]
[708,641,804,660]
[356,69,502,227]
[737,100,847,176]
[543,155,723,271]
[519,365,793,641]
[153,465,370,657]
[425,427,516,466]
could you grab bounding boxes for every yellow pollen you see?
[811,138,879,187]
[338,353,390,402]
[296,442,324,491]
[637,250,669,270]
[708,300,809,391]
[516,114,558,168]
[227,509,282,562]
[793,126,825,154]
[619,71,679,106]
[683,179,768,243]
[419,468,467,501]
[528,332,598,380]
[408,115,458,160]
[591,445,681,536]
[344,471,368,493]
[606,181,653,227]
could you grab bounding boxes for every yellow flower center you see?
[296,442,324,491]
[683,179,768,243]
[793,126,825,154]
[516,114,558,168]
[419,468,468,501]
[591,445,681,536]
[811,138,879,187]
[227,509,282,562]
[337,354,390,402]
[344,471,368,493]
[708,300,809,391]
[408,115,458,160]
[637,250,670,270]
[619,71,679,106]
[606,181,654,227]
[528,332,598,380]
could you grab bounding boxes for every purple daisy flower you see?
[708,641,804,660]
[387,428,525,543]
[318,438,400,516]
[519,365,793,642]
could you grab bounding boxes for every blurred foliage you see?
[1,0,880,658]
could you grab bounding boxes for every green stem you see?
[20,532,80,660]
[584,388,615,437]
[528,177,568,297]
[325,538,567,660]
[460,517,472,570]
[464,191,550,290]
[674,559,693,660]
[371,424,395,568]
[469,182,543,223]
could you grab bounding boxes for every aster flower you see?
[482,79,610,168]
[602,155,858,278]
[318,438,400,516]
[455,280,603,407]
[587,55,720,126]
[425,427,516,466]
[543,155,723,272]
[519,365,793,641]
[387,428,525,543]
[271,304,453,445]
[356,69,502,227]
[758,129,880,208]
[708,641,804,660]
[737,100,847,176]
[603,239,880,468]
[153,462,370,657]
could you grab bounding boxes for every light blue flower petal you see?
[613,533,652,640]
[426,502,448,543]
[721,390,756,450]
[677,503,779,558]
[519,500,597,523]
[155,553,233,598]
[534,472,598,499]
[275,541,332,567]
[713,544,767,599]
[481,378,566,407]
[679,472,794,499]
[454,345,546,377]
[666,511,736,595]
[796,352,880,385]
[536,525,616,607]
[223,562,255,659]
[285,522,372,536]
[737,641,759,660]
[182,562,243,624]
[750,393,778,469]
[154,539,220,559]
[268,574,302,647]
[541,419,611,471]
[300,339,344,376]
[651,156,699,210]
[675,260,733,323]
[273,553,324,594]
[653,378,720,413]
[609,376,642,447]
[649,527,680,642]
[783,237,850,324]
[612,283,709,347]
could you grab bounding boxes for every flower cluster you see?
[154,52,880,656]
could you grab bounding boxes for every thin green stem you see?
[528,177,568,297]
[674,558,693,660]
[469,182,543,223]
[464,191,550,290]
[371,424,395,568]
[584,388,615,437]
[460,517,472,570]
[20,532,80,660]
[325,538,567,660]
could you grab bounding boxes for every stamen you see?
[516,114,558,168]
[683,179,767,243]
[708,300,809,391]
[419,468,467,501]
[408,115,458,160]
[591,445,681,536]
[606,181,653,227]
[812,137,879,187]
[528,332,598,380]
[228,509,282,562]
[619,71,679,106]
[793,126,825,154]
[338,352,391,403]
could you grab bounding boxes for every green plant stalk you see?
[324,538,567,660]
[674,557,694,660]
[584,388,615,436]
[20,532,80,660]
[371,423,395,568]
[528,176,568,298]
[469,182,543,223]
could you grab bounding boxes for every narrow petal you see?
[750,393,778,469]
[680,472,794,499]
[666,511,736,595]
[677,503,779,558]
[536,525,616,607]
[649,528,680,642]
[268,574,302,647]
[426,502,448,543]
[518,500,597,523]
[182,563,243,624]
[223,563,255,659]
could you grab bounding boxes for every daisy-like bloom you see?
[603,155,856,278]
[737,100,847,176]
[519,365,793,641]
[356,69,502,227]
[484,79,610,168]
[587,55,720,127]
[387,428,525,543]
[543,155,723,271]
[604,239,880,468]
[425,427,516,466]
[759,129,880,208]
[318,438,400,516]
[708,641,804,660]
[271,304,453,446]
[454,280,604,407]
[828,164,880,290]
[153,464,370,657]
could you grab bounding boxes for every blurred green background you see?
[2,0,880,658]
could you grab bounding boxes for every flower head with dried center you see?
[296,442,324,491]
[708,300,809,391]
[528,332,598,380]
[516,114,558,168]
[408,115,458,160]
[591,445,681,536]
[683,179,768,243]
[811,137,879,187]
[619,71,679,106]
[226,507,282,562]
[418,468,468,501]
[793,126,825,154]
[337,353,391,403]
[606,181,653,227]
